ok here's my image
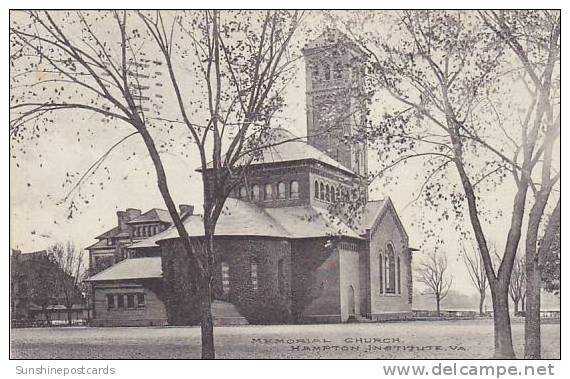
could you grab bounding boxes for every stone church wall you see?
[160,236,293,325]
[368,207,413,317]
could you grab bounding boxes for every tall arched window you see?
[252,184,261,201]
[324,62,331,80]
[320,182,325,200]
[265,183,273,200]
[379,253,384,294]
[331,186,336,202]
[397,256,401,294]
[221,262,230,296]
[386,244,396,294]
[325,184,330,202]
[251,258,258,292]
[334,62,343,79]
[314,180,319,199]
[239,185,247,199]
[290,180,299,199]
[277,182,286,199]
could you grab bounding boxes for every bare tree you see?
[461,243,488,316]
[480,11,560,359]
[416,250,453,316]
[48,242,85,326]
[340,10,559,358]
[10,10,302,358]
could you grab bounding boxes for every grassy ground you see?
[10,319,560,359]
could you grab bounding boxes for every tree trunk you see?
[199,279,215,359]
[436,294,441,317]
[490,284,516,358]
[479,290,486,316]
[524,255,541,358]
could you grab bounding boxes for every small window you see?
[221,262,230,295]
[239,186,247,199]
[277,182,286,199]
[314,181,319,199]
[106,294,115,309]
[252,184,261,201]
[251,259,258,292]
[325,184,330,202]
[331,186,336,202]
[312,64,319,79]
[127,294,135,308]
[117,294,125,308]
[290,181,299,199]
[264,184,273,200]
[320,182,325,200]
[137,293,146,307]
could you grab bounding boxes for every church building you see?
[86,29,413,327]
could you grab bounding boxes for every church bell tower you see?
[303,29,368,178]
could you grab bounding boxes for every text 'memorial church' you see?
[86,29,413,326]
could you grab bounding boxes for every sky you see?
[9,10,559,300]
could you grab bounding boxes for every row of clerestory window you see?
[133,224,161,238]
[238,180,300,202]
[314,180,348,203]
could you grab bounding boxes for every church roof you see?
[202,128,356,176]
[128,198,363,249]
[127,208,173,224]
[85,257,162,282]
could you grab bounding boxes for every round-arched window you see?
[290,181,299,199]
[264,183,273,200]
[252,184,261,201]
[386,244,396,294]
[277,182,286,199]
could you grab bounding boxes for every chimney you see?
[117,208,141,231]
[179,204,194,216]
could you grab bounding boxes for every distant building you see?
[86,29,414,327]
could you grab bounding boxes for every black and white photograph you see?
[8,7,561,365]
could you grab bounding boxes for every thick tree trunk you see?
[490,284,516,358]
[199,279,215,359]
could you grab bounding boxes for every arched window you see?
[386,244,396,294]
[331,186,336,202]
[221,262,230,296]
[277,182,286,199]
[264,183,273,200]
[251,258,258,292]
[324,62,331,80]
[397,256,401,294]
[336,187,341,202]
[334,62,343,79]
[290,180,299,199]
[239,185,247,199]
[312,63,319,79]
[314,180,319,199]
[379,253,384,294]
[252,184,261,201]
[320,182,325,200]
[325,184,330,202]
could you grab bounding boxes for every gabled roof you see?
[361,199,387,231]
[94,226,120,240]
[265,206,362,239]
[127,208,173,224]
[202,128,356,176]
[85,257,162,282]
[85,239,112,250]
[129,199,363,249]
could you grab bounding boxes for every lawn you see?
[10,319,560,359]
